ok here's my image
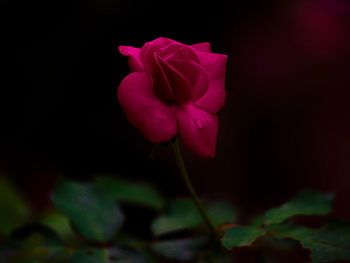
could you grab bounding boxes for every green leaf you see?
[221,226,266,249]
[95,176,165,210]
[0,176,29,236]
[51,178,124,242]
[41,211,75,242]
[268,220,350,263]
[151,199,237,236]
[264,190,334,225]
[152,237,207,261]
[70,248,145,263]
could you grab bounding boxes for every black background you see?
[1,0,350,226]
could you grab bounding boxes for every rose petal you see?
[174,104,218,158]
[119,46,144,72]
[153,53,175,101]
[191,42,211,53]
[140,37,179,74]
[167,59,209,101]
[159,43,186,58]
[195,52,228,114]
[157,55,193,103]
[118,72,178,142]
[165,46,200,63]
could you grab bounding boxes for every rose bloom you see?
[118,37,227,158]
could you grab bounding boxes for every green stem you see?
[172,139,218,240]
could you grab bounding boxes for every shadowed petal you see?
[118,72,178,142]
[168,59,209,101]
[195,52,227,114]
[157,55,193,103]
[119,46,143,72]
[174,104,218,158]
[153,53,175,101]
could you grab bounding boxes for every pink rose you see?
[118,37,227,158]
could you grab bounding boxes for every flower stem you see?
[172,139,218,240]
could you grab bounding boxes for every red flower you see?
[118,38,227,158]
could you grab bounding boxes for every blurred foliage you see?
[151,237,207,261]
[264,190,334,225]
[151,199,237,236]
[40,211,75,242]
[2,224,68,263]
[51,179,124,242]
[268,220,350,263]
[222,226,266,248]
[222,189,350,263]
[70,248,145,263]
[1,176,350,263]
[94,175,165,210]
[0,176,29,237]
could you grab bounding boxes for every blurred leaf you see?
[51,178,124,242]
[264,190,334,225]
[70,248,145,263]
[11,224,63,247]
[4,224,68,263]
[152,199,198,236]
[221,226,266,249]
[151,199,237,236]
[152,237,207,261]
[0,176,29,236]
[197,250,233,263]
[268,220,350,263]
[41,211,75,242]
[207,201,237,227]
[148,142,169,161]
[135,248,160,263]
[95,176,165,210]
[248,214,264,227]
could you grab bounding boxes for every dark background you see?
[1,0,350,224]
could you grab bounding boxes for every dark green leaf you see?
[221,226,266,249]
[152,199,198,236]
[197,250,233,263]
[0,176,29,236]
[134,248,160,263]
[151,199,236,236]
[95,176,165,210]
[207,201,237,227]
[268,220,350,263]
[152,237,207,261]
[70,248,145,263]
[264,190,333,225]
[249,214,264,227]
[51,178,124,242]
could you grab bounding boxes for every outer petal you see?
[119,46,143,72]
[174,104,218,158]
[194,52,228,114]
[118,72,178,142]
[191,42,211,53]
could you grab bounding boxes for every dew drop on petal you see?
[194,119,204,129]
